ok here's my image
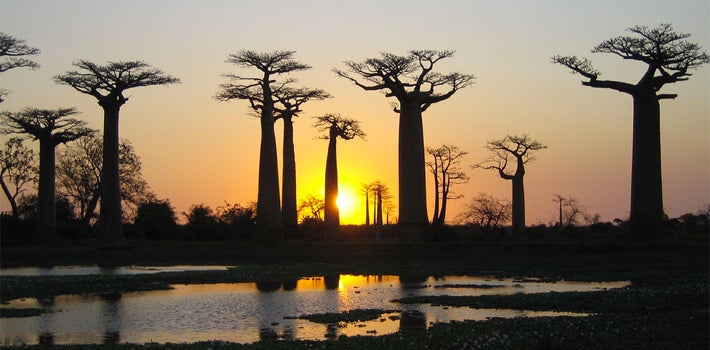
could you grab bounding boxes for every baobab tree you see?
[0,32,40,103]
[313,113,365,231]
[370,181,392,226]
[474,135,546,234]
[55,60,179,246]
[334,50,474,234]
[426,144,469,227]
[216,50,310,239]
[553,23,708,237]
[1,107,93,240]
[0,138,36,218]
[274,87,330,234]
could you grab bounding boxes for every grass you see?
[0,236,708,349]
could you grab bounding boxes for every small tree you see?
[134,199,177,240]
[370,181,393,226]
[216,50,311,240]
[0,138,37,218]
[55,60,179,247]
[553,24,708,237]
[335,50,474,233]
[1,107,93,240]
[474,135,546,234]
[313,114,365,231]
[56,135,153,232]
[0,32,40,103]
[298,194,325,222]
[458,193,512,233]
[426,144,468,227]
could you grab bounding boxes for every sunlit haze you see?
[1,0,708,225]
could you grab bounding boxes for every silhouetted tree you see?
[1,107,92,240]
[56,135,153,232]
[313,113,365,231]
[373,181,394,226]
[426,144,469,227]
[298,194,325,222]
[553,24,708,237]
[55,60,179,247]
[274,87,330,235]
[0,138,36,218]
[216,50,310,239]
[474,135,546,234]
[335,50,474,234]
[134,198,177,239]
[0,32,40,103]
[360,182,373,225]
[457,192,511,233]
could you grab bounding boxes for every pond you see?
[0,273,629,346]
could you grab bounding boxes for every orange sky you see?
[1,0,708,225]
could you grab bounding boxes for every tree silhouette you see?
[56,135,153,232]
[1,107,93,240]
[458,193,511,233]
[553,23,708,237]
[360,182,373,225]
[55,60,179,246]
[474,135,546,234]
[216,50,310,239]
[335,50,474,234]
[426,144,469,227]
[0,32,40,103]
[274,87,330,235]
[0,138,37,218]
[298,194,325,222]
[313,113,365,231]
[370,181,392,226]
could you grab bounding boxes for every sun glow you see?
[336,189,355,216]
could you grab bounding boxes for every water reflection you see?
[0,275,629,347]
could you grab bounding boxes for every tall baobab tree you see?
[1,107,93,240]
[360,182,373,225]
[216,50,310,239]
[474,135,546,234]
[553,23,708,237]
[273,87,330,234]
[334,50,474,234]
[0,138,37,218]
[370,181,392,226]
[0,32,40,103]
[55,60,179,246]
[313,113,365,231]
[426,144,469,227]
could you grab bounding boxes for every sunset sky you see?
[1,0,708,225]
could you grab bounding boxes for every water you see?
[0,273,629,346]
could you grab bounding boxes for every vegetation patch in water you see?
[0,307,45,318]
[287,308,399,324]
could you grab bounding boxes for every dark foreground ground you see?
[1,236,708,349]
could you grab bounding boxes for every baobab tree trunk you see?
[281,115,298,235]
[38,140,57,241]
[629,93,664,237]
[99,106,126,247]
[364,190,370,226]
[398,102,428,236]
[256,99,282,239]
[437,181,449,227]
[0,180,19,219]
[324,129,340,232]
[511,175,525,234]
[376,188,383,226]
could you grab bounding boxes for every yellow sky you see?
[1,0,708,225]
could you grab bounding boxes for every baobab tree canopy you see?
[553,24,708,98]
[553,23,708,237]
[334,50,474,232]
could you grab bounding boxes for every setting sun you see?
[336,187,356,217]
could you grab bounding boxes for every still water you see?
[0,272,629,346]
